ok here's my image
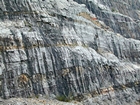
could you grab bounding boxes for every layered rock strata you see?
[0,0,140,104]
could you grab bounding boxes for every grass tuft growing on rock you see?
[56,95,72,102]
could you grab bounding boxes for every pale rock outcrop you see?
[0,0,140,105]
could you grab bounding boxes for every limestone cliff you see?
[0,0,140,104]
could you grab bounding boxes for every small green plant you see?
[56,95,71,102]
[111,8,115,12]
[35,94,39,98]
[27,96,33,98]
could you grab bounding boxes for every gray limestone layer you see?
[0,0,140,105]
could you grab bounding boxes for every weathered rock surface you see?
[0,97,82,105]
[0,0,140,105]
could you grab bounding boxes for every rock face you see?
[0,0,140,104]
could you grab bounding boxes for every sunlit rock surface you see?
[0,0,140,104]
